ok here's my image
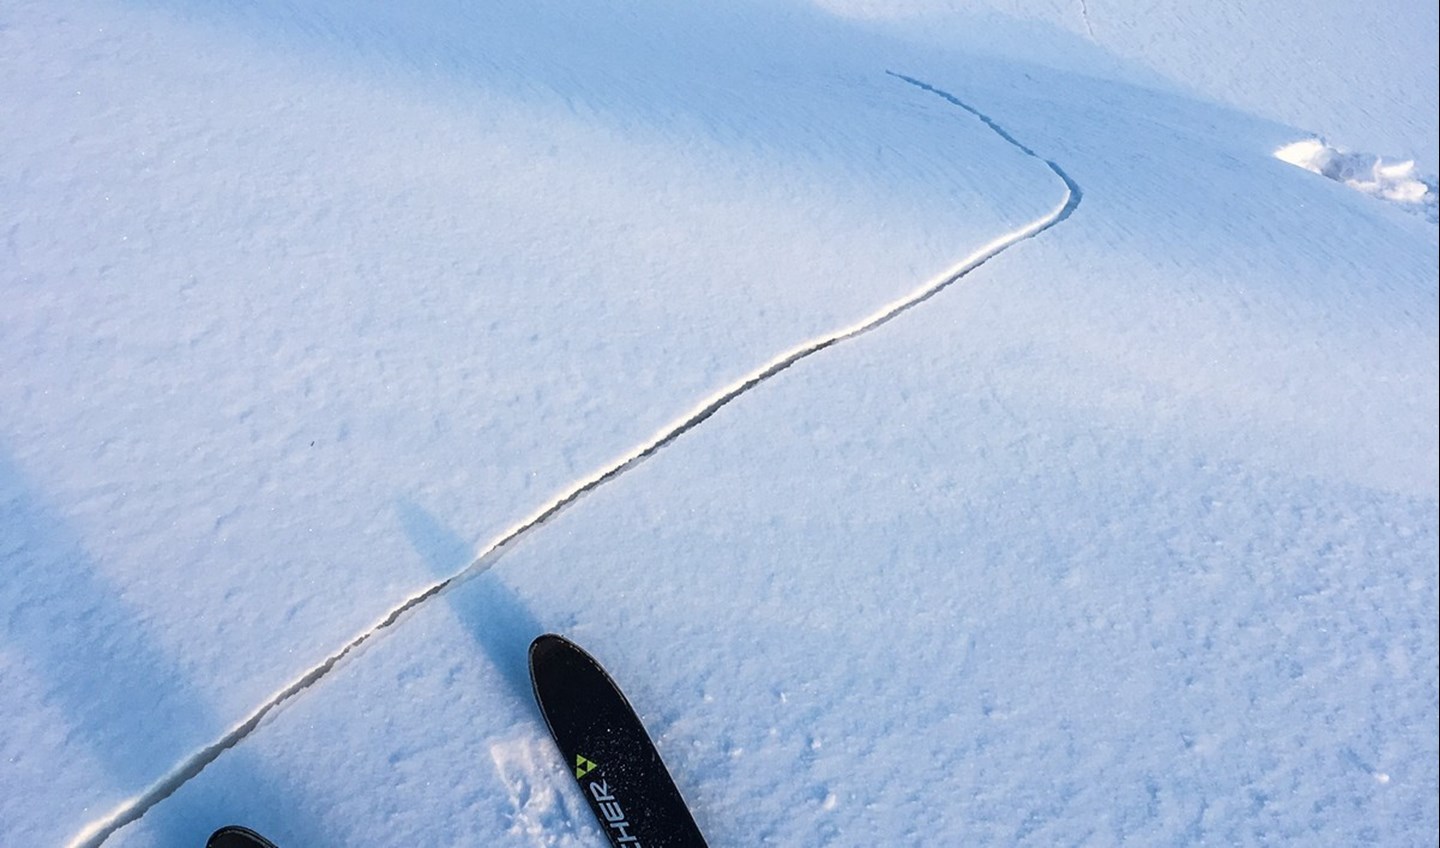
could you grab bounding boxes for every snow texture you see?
[1,0,1436,846]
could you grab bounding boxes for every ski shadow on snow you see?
[397,499,544,710]
[0,448,323,848]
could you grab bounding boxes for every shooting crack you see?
[68,71,1082,848]
[1079,0,1098,40]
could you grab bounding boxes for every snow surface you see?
[2,0,1436,846]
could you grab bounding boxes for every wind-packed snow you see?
[813,0,1440,173]
[2,0,1436,846]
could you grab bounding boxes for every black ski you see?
[207,826,279,848]
[529,634,708,848]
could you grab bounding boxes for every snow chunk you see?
[1276,139,1438,222]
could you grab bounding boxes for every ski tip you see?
[528,632,576,669]
[207,825,279,848]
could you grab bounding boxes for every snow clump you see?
[1276,138,1438,222]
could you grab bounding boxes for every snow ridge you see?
[66,73,1081,847]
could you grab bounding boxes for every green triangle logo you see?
[574,754,598,779]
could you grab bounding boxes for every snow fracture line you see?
[69,72,1081,848]
[1077,0,1098,40]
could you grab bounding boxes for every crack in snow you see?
[67,72,1081,847]
[1078,0,1098,40]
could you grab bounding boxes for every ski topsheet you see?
[529,634,708,848]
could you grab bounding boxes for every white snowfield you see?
[1,1,1435,846]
